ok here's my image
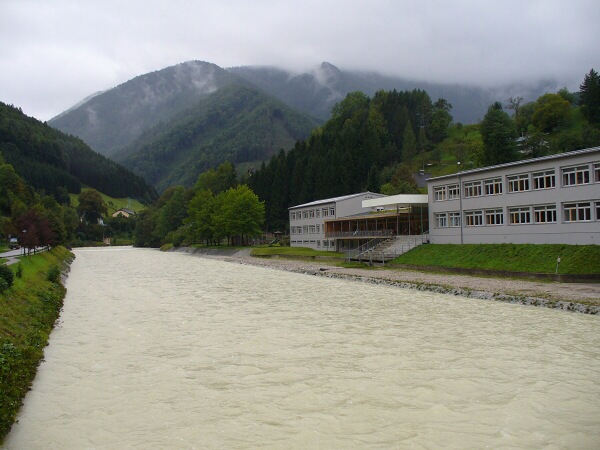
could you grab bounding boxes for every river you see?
[4,247,600,449]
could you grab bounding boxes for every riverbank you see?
[0,246,74,444]
[172,247,600,314]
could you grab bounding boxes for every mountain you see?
[0,102,158,202]
[49,61,240,157]
[118,84,319,191]
[229,62,560,124]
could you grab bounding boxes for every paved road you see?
[0,247,46,265]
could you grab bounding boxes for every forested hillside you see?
[118,84,319,191]
[247,69,600,232]
[0,102,158,202]
[247,89,453,231]
[49,61,240,157]
[229,62,558,124]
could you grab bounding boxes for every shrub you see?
[0,265,14,291]
[16,263,23,279]
[46,265,61,283]
[0,277,8,294]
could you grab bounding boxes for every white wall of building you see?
[288,192,384,250]
[427,148,600,245]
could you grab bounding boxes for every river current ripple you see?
[4,247,600,449]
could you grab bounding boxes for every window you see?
[435,213,448,228]
[532,170,555,190]
[290,212,295,220]
[297,227,302,235]
[302,225,308,234]
[449,212,461,227]
[484,178,503,195]
[316,209,320,218]
[329,207,335,216]
[316,224,320,233]
[434,186,447,201]
[595,163,600,183]
[463,181,482,198]
[322,208,328,217]
[563,202,591,222]
[507,174,530,192]
[317,240,320,247]
[448,184,460,200]
[562,165,590,186]
[533,204,557,223]
[485,209,504,225]
[464,210,483,226]
[323,240,328,247]
[302,211,307,219]
[308,210,314,218]
[309,225,316,234]
[509,206,531,224]
[596,201,600,220]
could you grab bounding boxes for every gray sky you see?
[2,0,599,122]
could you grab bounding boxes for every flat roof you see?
[363,194,428,209]
[288,191,383,210]
[427,146,600,182]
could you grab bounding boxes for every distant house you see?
[112,208,137,218]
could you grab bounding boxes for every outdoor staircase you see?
[350,233,428,264]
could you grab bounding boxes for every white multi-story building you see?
[288,192,384,250]
[427,146,600,245]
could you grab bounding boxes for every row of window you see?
[290,225,322,234]
[290,207,336,221]
[434,200,600,228]
[290,240,335,247]
[433,162,600,201]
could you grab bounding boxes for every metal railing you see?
[327,229,394,239]
[347,230,430,265]
[345,236,391,262]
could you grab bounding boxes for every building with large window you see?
[427,147,600,245]
[289,192,428,252]
[288,192,385,250]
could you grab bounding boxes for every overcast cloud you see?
[1,0,599,121]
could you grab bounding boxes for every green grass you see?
[69,187,146,216]
[389,244,600,275]
[0,246,73,443]
[251,246,344,258]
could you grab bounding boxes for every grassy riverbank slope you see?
[0,246,73,443]
[390,244,600,275]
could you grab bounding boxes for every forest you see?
[0,102,158,203]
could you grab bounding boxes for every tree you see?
[154,186,188,243]
[480,102,518,166]
[507,96,524,119]
[186,189,215,244]
[194,161,237,194]
[557,87,576,106]
[402,122,417,160]
[531,93,571,132]
[77,189,108,224]
[579,68,600,124]
[212,185,265,245]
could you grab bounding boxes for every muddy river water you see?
[4,247,600,448]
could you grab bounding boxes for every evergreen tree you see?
[402,122,417,160]
[480,102,518,166]
[579,68,600,124]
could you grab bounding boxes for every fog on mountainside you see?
[47,60,565,192]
